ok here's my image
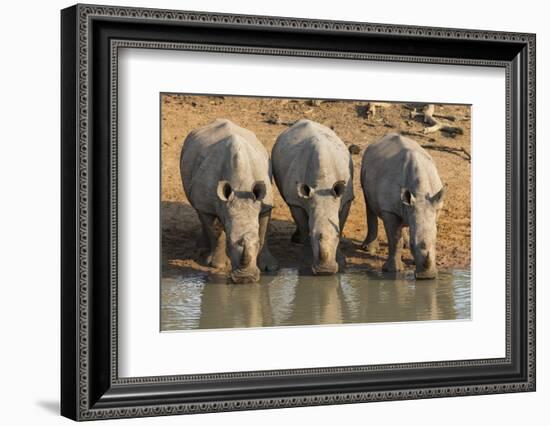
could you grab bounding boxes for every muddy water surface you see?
[161,269,470,331]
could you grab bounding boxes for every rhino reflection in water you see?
[198,273,348,328]
[272,120,354,275]
[180,119,278,283]
[339,273,457,323]
[361,134,446,279]
[160,270,464,331]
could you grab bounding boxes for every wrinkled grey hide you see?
[180,119,278,283]
[361,133,445,279]
[272,119,354,274]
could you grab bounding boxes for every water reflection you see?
[161,269,471,331]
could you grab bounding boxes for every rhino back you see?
[273,119,353,207]
[362,133,442,216]
[180,119,272,214]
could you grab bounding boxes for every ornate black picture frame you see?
[61,3,536,421]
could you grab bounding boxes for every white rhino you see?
[180,119,278,283]
[360,133,446,279]
[272,119,354,274]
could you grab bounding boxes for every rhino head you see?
[217,180,267,283]
[297,180,347,275]
[401,185,446,280]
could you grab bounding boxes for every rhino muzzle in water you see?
[272,119,354,275]
[311,232,339,275]
[360,133,445,280]
[180,119,279,283]
[229,233,261,284]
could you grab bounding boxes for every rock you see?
[348,144,361,155]
[307,99,322,106]
[264,114,281,125]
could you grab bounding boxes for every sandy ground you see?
[161,94,471,277]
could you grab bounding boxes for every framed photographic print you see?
[61,4,536,421]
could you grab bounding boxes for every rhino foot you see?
[258,249,279,272]
[382,258,404,272]
[361,239,379,255]
[336,249,346,271]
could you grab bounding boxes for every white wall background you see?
[0,0,546,424]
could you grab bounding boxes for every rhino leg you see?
[289,206,309,244]
[198,212,230,270]
[381,211,404,272]
[336,200,352,270]
[257,210,279,272]
[197,223,209,251]
[402,227,410,249]
[339,200,351,236]
[361,196,379,255]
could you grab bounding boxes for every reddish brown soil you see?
[161,95,471,276]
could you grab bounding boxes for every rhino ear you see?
[217,180,234,202]
[401,188,415,206]
[297,182,314,199]
[252,181,267,202]
[332,181,346,197]
[430,184,447,206]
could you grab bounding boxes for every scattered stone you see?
[348,144,361,155]
[307,99,322,106]
[441,127,464,137]
[364,102,392,120]
[264,114,281,125]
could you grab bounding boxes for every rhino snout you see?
[311,232,339,275]
[230,265,261,284]
[414,250,437,280]
[415,269,438,280]
[227,234,261,282]
[312,261,339,275]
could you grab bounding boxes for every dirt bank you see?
[161,94,471,277]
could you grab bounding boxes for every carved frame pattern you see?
[61,3,536,421]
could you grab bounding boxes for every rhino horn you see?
[240,240,252,268]
[318,233,329,263]
[423,252,432,270]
